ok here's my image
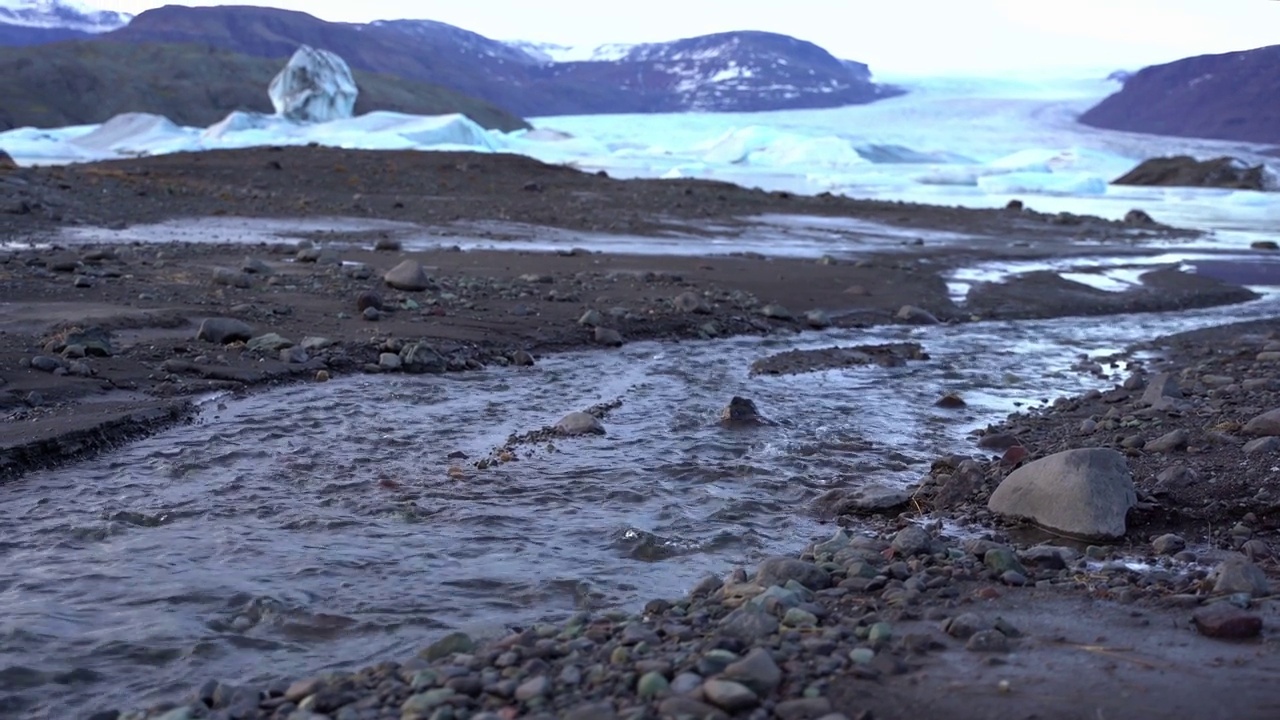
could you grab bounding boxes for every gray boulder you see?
[384,260,432,292]
[988,448,1136,540]
[555,412,605,436]
[196,317,253,344]
[1244,408,1280,437]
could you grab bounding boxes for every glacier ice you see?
[268,45,359,123]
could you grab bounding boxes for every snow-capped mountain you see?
[0,0,130,32]
[505,40,637,64]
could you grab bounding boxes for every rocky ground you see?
[2,147,1279,719]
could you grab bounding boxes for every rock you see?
[514,675,550,701]
[578,309,604,327]
[356,291,383,312]
[1243,436,1280,455]
[719,396,774,426]
[29,355,62,372]
[721,648,781,695]
[896,305,939,324]
[241,257,272,274]
[760,303,794,320]
[402,688,456,714]
[1193,604,1263,639]
[247,333,292,353]
[1244,408,1280,436]
[399,342,446,374]
[1144,429,1189,452]
[1213,557,1271,596]
[594,327,624,347]
[891,525,932,556]
[1252,240,1279,251]
[374,236,402,251]
[774,698,834,720]
[196,318,253,344]
[718,603,779,645]
[658,697,729,720]
[636,671,669,699]
[1140,373,1182,406]
[269,45,358,122]
[977,433,1022,451]
[702,679,759,712]
[421,631,474,661]
[935,392,966,409]
[211,267,251,288]
[383,260,432,291]
[554,411,605,436]
[673,291,711,314]
[755,557,830,591]
[1123,208,1156,226]
[804,309,832,329]
[966,629,1010,652]
[983,547,1027,576]
[0,149,16,171]
[944,613,984,639]
[1113,156,1271,192]
[1152,534,1186,555]
[511,350,535,367]
[279,347,308,364]
[988,448,1136,540]
[362,307,381,321]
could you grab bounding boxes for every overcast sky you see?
[98,0,1279,75]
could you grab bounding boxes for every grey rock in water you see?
[896,304,939,324]
[719,396,775,427]
[384,259,432,291]
[554,411,606,436]
[593,326,624,347]
[196,318,253,345]
[988,448,1136,540]
[400,342,446,374]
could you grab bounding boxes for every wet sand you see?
[1,148,1278,719]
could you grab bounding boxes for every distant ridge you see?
[1080,45,1280,145]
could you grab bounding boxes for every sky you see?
[95,0,1280,75]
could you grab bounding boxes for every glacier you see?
[1,71,1276,236]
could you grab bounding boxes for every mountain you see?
[0,40,530,132]
[98,5,898,116]
[1079,45,1280,145]
[0,0,129,31]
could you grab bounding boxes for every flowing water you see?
[3,290,1280,719]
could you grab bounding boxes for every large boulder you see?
[269,45,359,123]
[988,448,1136,541]
[1112,156,1273,191]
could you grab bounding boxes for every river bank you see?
[0,148,1261,478]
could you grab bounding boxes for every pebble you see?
[702,679,759,712]
[965,629,1010,652]
[722,647,782,695]
[1152,533,1186,555]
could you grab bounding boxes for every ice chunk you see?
[268,45,359,123]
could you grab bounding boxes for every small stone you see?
[719,604,779,644]
[242,257,272,274]
[774,697,834,720]
[374,236,402,251]
[362,307,381,321]
[402,688,456,714]
[285,678,321,702]
[760,303,794,320]
[279,346,308,364]
[379,352,402,371]
[935,392,966,409]
[1152,534,1186,555]
[421,631,474,661]
[896,305,939,324]
[848,647,875,664]
[722,647,781,695]
[965,629,1010,652]
[554,411,605,436]
[196,318,253,345]
[73,275,95,288]
[782,607,818,627]
[891,525,932,556]
[1213,557,1271,596]
[29,355,61,372]
[1243,408,1280,437]
[578,309,604,326]
[804,309,832,329]
[1144,429,1189,453]
[1193,604,1263,639]
[983,547,1027,576]
[755,557,830,590]
[514,676,550,701]
[594,327,624,347]
[356,290,383,312]
[211,267,252,288]
[1243,437,1280,455]
[246,333,292,353]
[702,679,759,712]
[637,671,669,699]
[673,291,711,314]
[657,698,728,720]
[315,370,330,382]
[944,613,984,639]
[384,259,432,291]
